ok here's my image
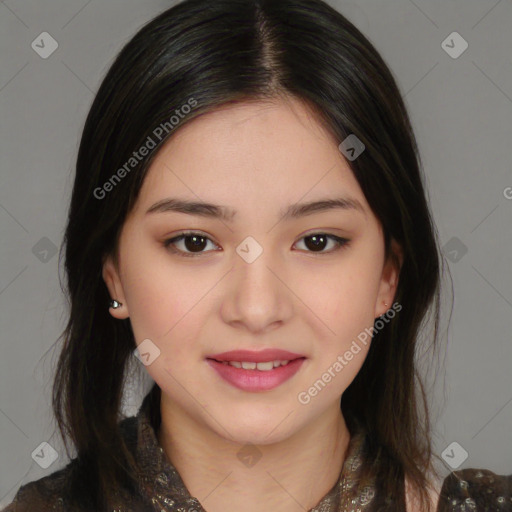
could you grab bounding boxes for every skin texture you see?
[102,96,406,512]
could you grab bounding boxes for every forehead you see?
[169,96,339,155]
[131,97,371,221]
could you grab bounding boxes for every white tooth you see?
[241,361,256,370]
[256,361,274,371]
[280,360,289,366]
[273,360,281,368]
[229,361,242,368]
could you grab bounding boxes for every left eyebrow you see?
[281,197,366,220]
[145,196,366,222]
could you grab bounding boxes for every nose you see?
[220,246,294,334]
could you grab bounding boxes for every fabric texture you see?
[2,388,511,511]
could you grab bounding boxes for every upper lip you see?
[207,349,305,363]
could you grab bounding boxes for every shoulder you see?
[1,416,140,512]
[0,463,73,512]
[437,467,512,511]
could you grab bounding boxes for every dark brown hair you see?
[49,0,451,509]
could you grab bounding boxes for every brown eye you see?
[294,234,350,254]
[164,232,219,257]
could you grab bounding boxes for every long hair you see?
[50,0,451,509]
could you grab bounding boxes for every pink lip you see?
[207,349,305,363]
[206,357,306,392]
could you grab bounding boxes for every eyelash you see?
[163,231,350,258]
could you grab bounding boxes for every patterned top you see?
[2,389,511,511]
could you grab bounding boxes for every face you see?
[102,96,402,445]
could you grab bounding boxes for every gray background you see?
[1,0,511,506]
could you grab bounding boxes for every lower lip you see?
[206,358,306,391]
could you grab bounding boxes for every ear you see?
[102,253,130,319]
[374,238,403,319]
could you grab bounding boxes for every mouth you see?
[206,357,304,371]
[205,356,306,392]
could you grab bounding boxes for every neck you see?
[157,398,351,512]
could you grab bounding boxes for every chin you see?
[206,410,301,446]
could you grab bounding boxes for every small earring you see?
[384,302,388,307]
[110,299,123,309]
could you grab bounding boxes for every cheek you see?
[294,253,381,374]
[121,246,224,345]
[295,255,381,326]
[119,243,192,340]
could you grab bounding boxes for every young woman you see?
[3,1,510,511]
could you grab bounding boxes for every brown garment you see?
[2,390,511,511]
